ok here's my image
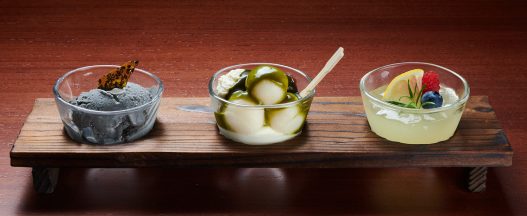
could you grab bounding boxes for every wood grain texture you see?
[10,96,512,168]
[2,0,527,215]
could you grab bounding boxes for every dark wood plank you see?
[10,96,512,168]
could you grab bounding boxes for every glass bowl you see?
[209,63,315,145]
[359,62,470,144]
[53,65,164,145]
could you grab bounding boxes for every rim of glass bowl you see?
[208,63,315,109]
[53,65,164,115]
[359,62,470,114]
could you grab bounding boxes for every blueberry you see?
[421,91,443,109]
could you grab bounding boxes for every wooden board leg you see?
[467,167,487,192]
[32,167,60,194]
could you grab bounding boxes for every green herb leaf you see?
[407,79,414,99]
[399,95,412,101]
[413,82,418,101]
[421,101,436,107]
[416,84,426,108]
[405,102,417,108]
[384,78,427,109]
[386,100,407,107]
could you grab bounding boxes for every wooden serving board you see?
[11,96,512,168]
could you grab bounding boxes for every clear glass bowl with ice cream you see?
[53,62,163,145]
[360,62,470,144]
[209,63,315,145]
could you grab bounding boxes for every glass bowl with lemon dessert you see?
[209,63,315,145]
[360,62,470,144]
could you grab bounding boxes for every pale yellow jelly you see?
[362,85,463,144]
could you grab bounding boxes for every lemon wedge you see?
[383,69,424,103]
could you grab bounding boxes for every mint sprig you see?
[386,79,427,109]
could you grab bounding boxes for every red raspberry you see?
[422,71,440,93]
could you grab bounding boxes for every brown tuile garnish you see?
[97,60,139,90]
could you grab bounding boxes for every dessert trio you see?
[54,50,469,145]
